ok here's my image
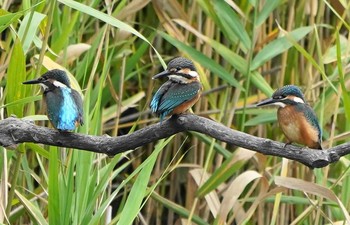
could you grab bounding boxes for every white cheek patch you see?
[273,102,286,108]
[39,83,49,90]
[169,75,188,83]
[293,96,305,104]
[188,70,199,77]
[53,80,67,88]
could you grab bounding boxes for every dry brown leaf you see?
[57,43,91,64]
[275,176,350,223]
[218,170,266,224]
[116,0,151,21]
[189,169,221,217]
[152,0,185,41]
[236,175,269,224]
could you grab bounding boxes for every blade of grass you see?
[172,20,274,96]
[51,10,80,53]
[81,156,131,225]
[213,1,251,50]
[197,149,256,197]
[18,11,46,54]
[6,38,26,117]
[15,190,48,225]
[323,0,350,30]
[48,146,60,225]
[336,32,350,123]
[245,111,277,126]
[5,37,27,220]
[190,132,232,158]
[276,23,338,93]
[151,191,209,225]
[255,0,281,27]
[117,138,172,225]
[0,9,24,33]
[159,31,242,88]
[57,0,164,66]
[75,152,95,224]
[251,26,314,70]
[1,96,41,110]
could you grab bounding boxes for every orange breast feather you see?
[277,106,319,148]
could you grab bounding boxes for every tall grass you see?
[1,0,350,224]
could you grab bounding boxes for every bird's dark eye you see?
[176,66,181,71]
[279,94,287,99]
[274,94,286,99]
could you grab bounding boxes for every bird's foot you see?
[170,114,180,120]
[283,142,292,148]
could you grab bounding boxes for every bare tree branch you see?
[0,115,347,168]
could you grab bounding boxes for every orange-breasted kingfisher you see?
[150,57,202,122]
[257,85,322,149]
[23,69,84,132]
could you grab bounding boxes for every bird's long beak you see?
[152,70,170,79]
[256,98,277,107]
[23,78,42,85]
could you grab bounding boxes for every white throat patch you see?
[39,83,49,90]
[273,102,287,108]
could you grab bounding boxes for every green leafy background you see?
[1,1,350,224]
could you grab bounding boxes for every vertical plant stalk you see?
[3,1,40,216]
[5,0,56,222]
[240,0,258,132]
[270,158,289,225]
[113,54,126,136]
[186,139,216,224]
[279,0,295,85]
[5,152,23,220]
[0,88,7,223]
[35,0,56,76]
[0,148,7,223]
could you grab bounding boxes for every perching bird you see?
[23,69,84,132]
[257,85,322,149]
[150,57,202,122]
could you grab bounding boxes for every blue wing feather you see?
[150,81,201,120]
[150,81,172,113]
[296,104,322,142]
[71,89,84,125]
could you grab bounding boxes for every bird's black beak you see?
[256,98,277,107]
[23,78,42,85]
[152,70,170,79]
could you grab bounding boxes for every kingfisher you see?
[256,85,322,149]
[150,57,202,122]
[23,69,84,132]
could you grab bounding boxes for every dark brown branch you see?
[0,115,346,168]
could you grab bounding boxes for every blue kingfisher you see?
[257,85,322,149]
[23,69,84,132]
[150,57,202,122]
